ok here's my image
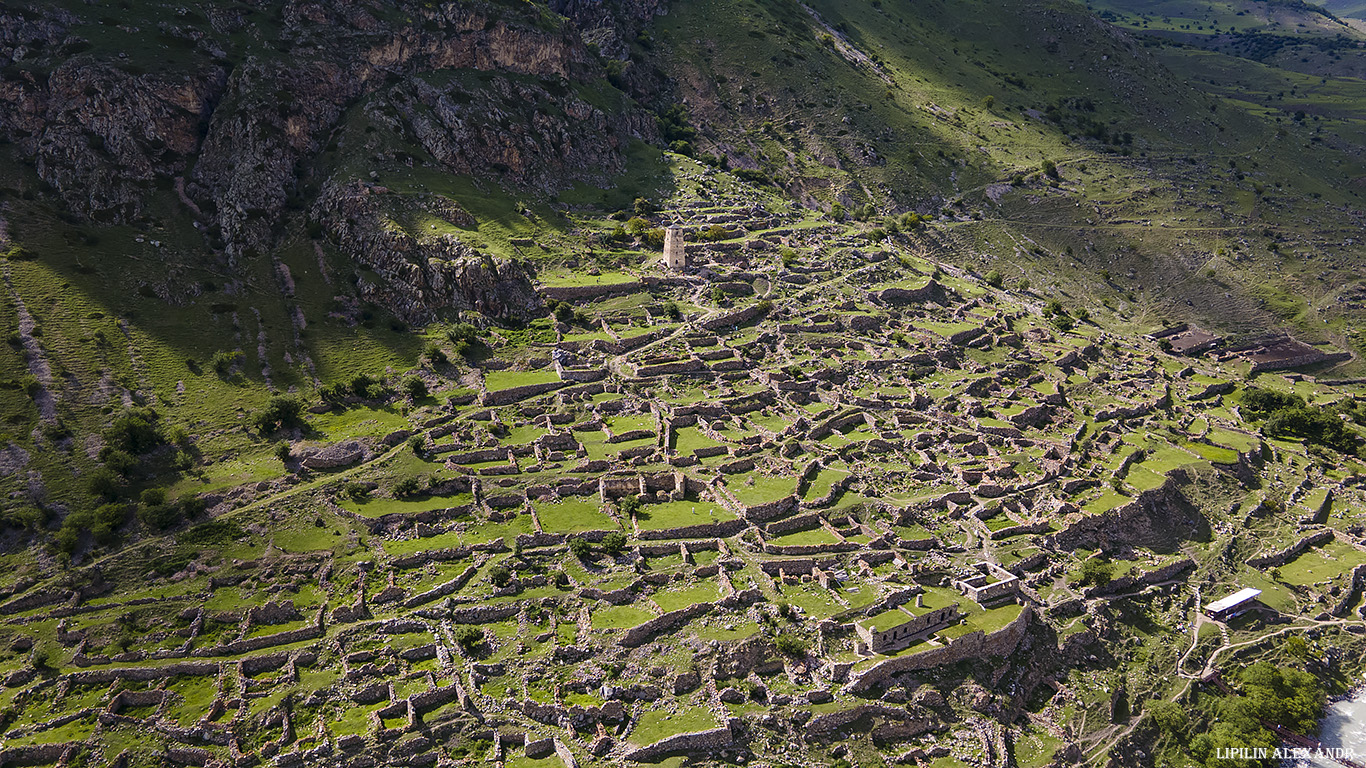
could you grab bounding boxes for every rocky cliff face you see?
[314,180,540,325]
[0,0,657,319]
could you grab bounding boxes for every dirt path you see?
[1085,607,1366,763]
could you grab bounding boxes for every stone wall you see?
[1249,350,1351,374]
[1331,563,1366,617]
[1049,472,1198,553]
[539,281,642,302]
[844,604,1033,694]
[871,280,946,305]
[805,704,930,740]
[67,661,220,685]
[1,743,78,766]
[481,380,567,406]
[622,725,733,762]
[619,602,714,647]
[762,542,858,556]
[636,519,746,541]
[635,358,706,377]
[742,495,799,523]
[765,511,825,536]
[759,558,839,575]
[988,520,1051,540]
[403,564,481,609]
[1247,529,1335,569]
[699,303,767,331]
[449,604,520,624]
[1082,558,1194,599]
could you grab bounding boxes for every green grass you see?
[1273,541,1366,588]
[768,527,841,547]
[651,580,721,612]
[727,474,796,506]
[340,493,473,519]
[629,706,718,745]
[484,370,561,391]
[590,605,656,630]
[635,500,736,530]
[1083,489,1132,514]
[533,498,619,534]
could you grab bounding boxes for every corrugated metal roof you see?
[1205,587,1262,613]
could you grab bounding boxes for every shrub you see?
[210,350,243,377]
[342,482,371,501]
[698,224,730,242]
[453,625,484,651]
[180,519,245,545]
[104,407,164,455]
[985,270,1003,288]
[274,442,291,463]
[568,536,592,560]
[166,425,191,447]
[1241,387,1303,416]
[408,434,426,455]
[402,376,428,400]
[602,532,627,556]
[1285,635,1309,659]
[86,467,122,499]
[445,322,483,358]
[101,449,138,475]
[319,383,348,404]
[1075,557,1113,587]
[617,495,642,517]
[422,343,447,366]
[489,565,513,587]
[774,633,808,657]
[138,500,181,530]
[349,373,380,399]
[253,395,306,433]
[393,476,422,498]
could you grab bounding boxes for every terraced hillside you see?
[3,0,1366,766]
[1,199,1366,766]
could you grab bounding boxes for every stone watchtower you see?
[662,225,686,271]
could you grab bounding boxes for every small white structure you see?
[663,225,686,271]
[1204,587,1262,621]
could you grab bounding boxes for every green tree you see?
[775,633,808,657]
[568,536,592,561]
[1075,557,1114,587]
[1147,699,1188,736]
[402,376,428,400]
[253,395,306,433]
[617,495,642,517]
[453,625,484,652]
[602,532,627,556]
